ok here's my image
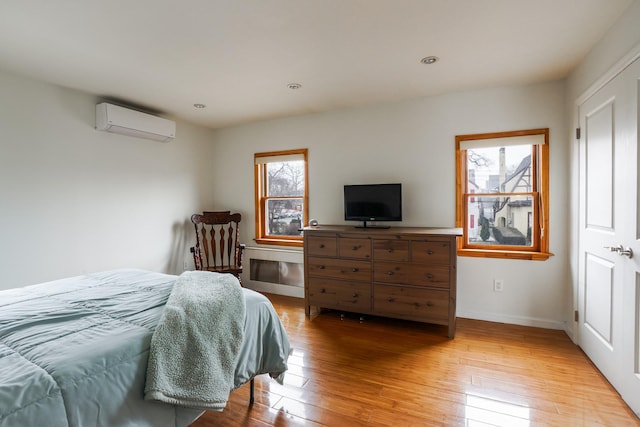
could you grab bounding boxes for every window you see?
[455,129,552,260]
[254,149,308,247]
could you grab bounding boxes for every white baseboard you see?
[457,309,567,331]
[564,322,578,343]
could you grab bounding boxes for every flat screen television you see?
[344,183,402,228]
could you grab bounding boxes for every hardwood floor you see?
[192,294,640,426]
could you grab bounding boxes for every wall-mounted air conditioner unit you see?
[95,102,176,142]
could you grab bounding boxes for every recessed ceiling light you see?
[287,83,302,90]
[420,56,439,65]
[193,103,206,109]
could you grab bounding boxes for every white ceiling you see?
[0,0,632,129]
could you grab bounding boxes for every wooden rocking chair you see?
[190,211,245,284]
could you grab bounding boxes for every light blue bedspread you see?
[0,269,290,427]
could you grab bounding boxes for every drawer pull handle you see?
[387,249,393,253]
[387,271,394,275]
[427,250,434,255]
[352,293,358,298]
[387,297,394,302]
[319,244,325,248]
[320,288,326,293]
[352,245,360,251]
[426,273,434,279]
[426,301,433,307]
[319,265,325,270]
[351,268,359,273]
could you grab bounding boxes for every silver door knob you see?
[604,245,633,258]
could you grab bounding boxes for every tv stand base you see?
[356,221,390,229]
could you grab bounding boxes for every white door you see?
[578,57,640,416]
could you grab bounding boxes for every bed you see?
[0,269,290,427]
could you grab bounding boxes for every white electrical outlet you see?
[183,260,189,271]
[494,279,504,292]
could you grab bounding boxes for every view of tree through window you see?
[266,160,305,237]
[255,149,308,246]
[466,144,534,247]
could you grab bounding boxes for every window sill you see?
[457,248,554,261]
[254,237,303,248]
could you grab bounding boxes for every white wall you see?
[211,80,570,329]
[0,68,216,290]
[565,0,640,340]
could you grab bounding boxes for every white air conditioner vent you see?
[95,103,175,142]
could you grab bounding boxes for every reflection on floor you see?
[465,394,530,426]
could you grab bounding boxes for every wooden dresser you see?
[303,225,462,338]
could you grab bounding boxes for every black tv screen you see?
[344,183,402,227]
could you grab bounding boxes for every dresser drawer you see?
[308,278,371,312]
[373,262,449,288]
[373,285,449,323]
[306,235,337,257]
[373,239,409,262]
[307,257,371,281]
[338,237,371,260]
[411,240,451,265]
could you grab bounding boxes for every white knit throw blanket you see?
[144,271,245,411]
